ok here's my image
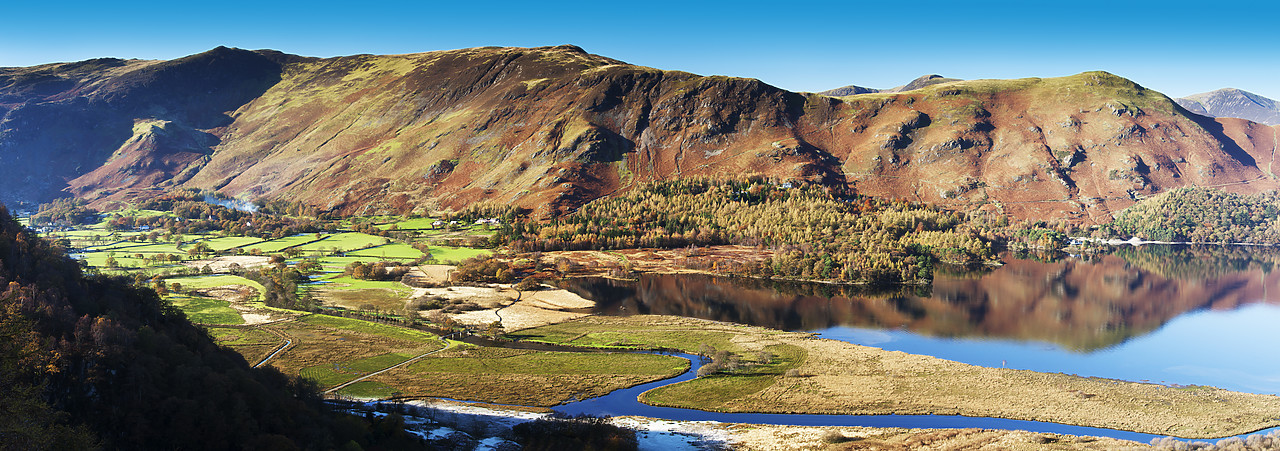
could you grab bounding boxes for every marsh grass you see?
[300,352,415,387]
[643,344,805,408]
[208,327,279,345]
[299,314,437,343]
[362,346,688,406]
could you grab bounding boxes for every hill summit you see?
[3,46,1279,223]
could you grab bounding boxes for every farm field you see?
[167,274,266,293]
[194,235,266,251]
[167,294,244,325]
[217,315,446,389]
[345,243,423,260]
[294,232,387,253]
[426,245,489,263]
[362,344,688,407]
[247,234,320,253]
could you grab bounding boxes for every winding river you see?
[545,246,1280,442]
[551,353,1279,443]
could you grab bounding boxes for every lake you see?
[560,246,1280,395]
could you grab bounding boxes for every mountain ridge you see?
[818,74,963,96]
[1176,88,1280,126]
[3,45,1279,224]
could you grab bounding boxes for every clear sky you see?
[3,0,1277,100]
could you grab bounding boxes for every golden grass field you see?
[518,315,1280,439]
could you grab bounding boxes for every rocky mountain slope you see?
[3,45,1279,223]
[1177,88,1280,126]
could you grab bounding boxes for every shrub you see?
[512,414,637,451]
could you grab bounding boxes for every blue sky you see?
[3,0,1277,99]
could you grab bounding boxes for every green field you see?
[209,327,280,346]
[247,234,323,253]
[318,276,412,293]
[167,294,245,325]
[298,314,438,343]
[345,243,423,260]
[426,245,489,263]
[166,274,264,290]
[295,232,387,253]
[196,236,266,251]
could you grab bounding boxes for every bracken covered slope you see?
[2,45,1278,223]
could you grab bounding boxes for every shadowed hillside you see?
[0,205,425,449]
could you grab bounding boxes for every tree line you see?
[501,178,995,285]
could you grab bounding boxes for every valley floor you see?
[42,215,1280,448]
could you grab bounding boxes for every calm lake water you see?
[561,246,1280,395]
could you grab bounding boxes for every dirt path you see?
[488,287,594,331]
[253,324,295,368]
[323,338,453,395]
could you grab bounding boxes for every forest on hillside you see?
[0,205,424,450]
[498,179,996,285]
[1108,187,1280,243]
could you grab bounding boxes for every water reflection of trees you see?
[1110,245,1280,281]
[562,246,1280,352]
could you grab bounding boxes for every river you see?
[551,352,1278,443]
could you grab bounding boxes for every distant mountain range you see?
[2,46,1279,224]
[819,74,962,96]
[1175,88,1280,126]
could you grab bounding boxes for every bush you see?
[822,430,854,444]
[513,277,543,291]
[512,414,637,451]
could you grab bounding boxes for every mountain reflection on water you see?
[561,246,1280,352]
